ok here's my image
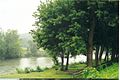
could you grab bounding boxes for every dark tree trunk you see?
[104,54,106,62]
[116,37,119,62]
[111,47,119,62]
[95,45,99,66]
[106,49,109,62]
[99,46,104,63]
[114,37,119,62]
[60,52,64,71]
[111,48,115,62]
[104,47,109,62]
[87,6,95,67]
[65,52,70,71]
[116,54,119,62]
[114,26,119,62]
[53,55,59,66]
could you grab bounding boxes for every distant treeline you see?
[0,29,47,60]
[21,39,48,57]
[0,29,21,59]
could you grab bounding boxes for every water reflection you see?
[0,57,54,74]
[0,53,107,75]
[36,57,54,68]
[0,55,87,74]
[18,57,54,69]
[19,58,31,68]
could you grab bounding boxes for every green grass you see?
[97,63,119,79]
[69,63,86,70]
[0,69,71,78]
[0,63,118,79]
[0,63,85,78]
[75,63,119,79]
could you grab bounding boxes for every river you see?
[0,55,87,74]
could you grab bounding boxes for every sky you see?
[0,0,41,34]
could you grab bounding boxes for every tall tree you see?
[32,0,86,70]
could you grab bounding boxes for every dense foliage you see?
[32,0,87,71]
[0,30,47,59]
[19,33,48,57]
[0,29,22,59]
[31,0,118,71]
[24,40,47,57]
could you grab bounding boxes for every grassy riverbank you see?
[0,63,86,78]
[0,63,118,79]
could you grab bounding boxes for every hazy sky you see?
[0,0,40,34]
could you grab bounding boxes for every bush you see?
[81,67,100,78]
[30,68,36,72]
[97,64,107,71]
[52,65,59,70]
[44,67,49,70]
[16,67,31,73]
[24,67,31,73]
[16,68,24,74]
[36,66,43,72]
[16,66,45,74]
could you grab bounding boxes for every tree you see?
[93,1,119,64]
[0,30,5,59]
[74,1,119,66]
[26,40,39,57]
[32,0,118,70]
[73,1,97,67]
[4,30,22,59]
[32,0,86,70]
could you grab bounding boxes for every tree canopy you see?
[32,0,118,70]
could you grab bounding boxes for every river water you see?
[0,55,87,74]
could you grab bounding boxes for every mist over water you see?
[0,55,87,74]
[0,53,107,74]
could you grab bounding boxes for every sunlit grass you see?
[69,63,86,70]
[97,63,119,79]
[0,63,85,78]
[0,63,118,79]
[0,69,72,78]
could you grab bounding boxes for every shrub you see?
[81,67,100,78]
[16,66,45,74]
[44,67,49,70]
[30,68,36,72]
[97,64,107,71]
[52,65,59,70]
[24,67,31,73]
[36,66,43,72]
[16,68,24,74]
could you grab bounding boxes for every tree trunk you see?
[104,47,109,62]
[116,53,119,62]
[114,37,118,62]
[53,55,59,66]
[60,52,64,71]
[106,49,109,62]
[99,46,104,63]
[87,6,95,67]
[112,46,118,62]
[65,52,70,71]
[111,48,115,62]
[116,47,119,62]
[95,45,99,66]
